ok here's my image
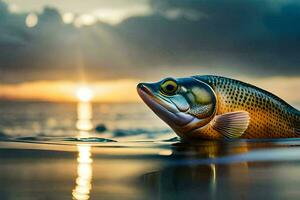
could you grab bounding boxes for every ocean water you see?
[1,101,300,200]
[0,101,174,139]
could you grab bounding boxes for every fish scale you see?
[195,75,300,138]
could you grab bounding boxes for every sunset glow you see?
[76,87,94,102]
[0,77,299,106]
[0,80,139,103]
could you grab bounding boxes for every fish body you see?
[137,75,300,140]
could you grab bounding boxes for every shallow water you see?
[2,139,300,200]
[1,101,300,200]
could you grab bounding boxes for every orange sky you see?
[0,79,140,103]
[0,77,299,106]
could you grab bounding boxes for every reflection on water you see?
[142,141,252,200]
[209,164,216,199]
[72,145,93,200]
[2,138,300,199]
[73,101,93,200]
[76,102,93,133]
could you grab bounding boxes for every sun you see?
[76,86,94,102]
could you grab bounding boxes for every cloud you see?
[128,0,300,75]
[0,0,300,83]
[3,0,152,24]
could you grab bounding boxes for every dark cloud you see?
[0,0,300,83]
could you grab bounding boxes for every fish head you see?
[137,77,217,138]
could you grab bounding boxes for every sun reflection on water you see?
[72,144,93,200]
[76,102,93,132]
[73,88,94,200]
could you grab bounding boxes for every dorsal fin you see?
[211,111,250,139]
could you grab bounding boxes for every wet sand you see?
[1,138,300,200]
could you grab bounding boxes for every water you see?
[1,101,300,200]
[0,101,173,139]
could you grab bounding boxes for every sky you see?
[0,0,300,104]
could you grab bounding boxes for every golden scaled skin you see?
[191,76,300,139]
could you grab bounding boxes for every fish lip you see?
[137,83,153,97]
[137,84,195,126]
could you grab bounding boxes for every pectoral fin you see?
[211,111,250,139]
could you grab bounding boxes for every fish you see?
[137,75,300,140]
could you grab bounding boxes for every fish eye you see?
[160,79,178,95]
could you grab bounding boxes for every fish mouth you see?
[137,83,153,97]
[137,83,194,126]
